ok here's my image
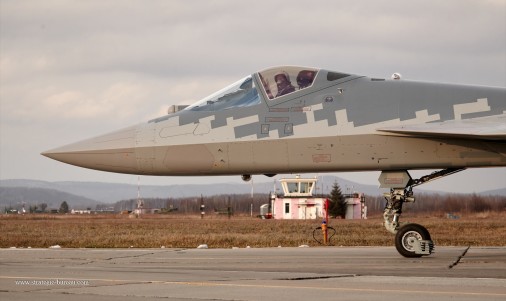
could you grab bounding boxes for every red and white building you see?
[272,177,325,220]
[266,176,367,220]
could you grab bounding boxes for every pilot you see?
[296,70,316,89]
[274,72,295,97]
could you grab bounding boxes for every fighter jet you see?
[43,65,506,257]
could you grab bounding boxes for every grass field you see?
[1,212,505,248]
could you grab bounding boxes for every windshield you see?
[185,76,260,111]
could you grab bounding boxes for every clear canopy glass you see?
[185,76,260,111]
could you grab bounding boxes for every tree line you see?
[5,183,504,215]
[112,194,271,215]
[5,200,71,214]
[364,192,506,214]
[111,183,505,215]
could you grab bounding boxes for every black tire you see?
[395,223,432,258]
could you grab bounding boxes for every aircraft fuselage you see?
[43,66,506,176]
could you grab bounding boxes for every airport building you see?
[262,176,366,220]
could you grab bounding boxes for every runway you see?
[1,246,505,300]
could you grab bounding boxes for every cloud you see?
[40,82,147,120]
[2,1,504,82]
[0,0,504,190]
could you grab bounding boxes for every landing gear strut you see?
[379,168,465,257]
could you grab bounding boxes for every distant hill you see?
[0,177,383,203]
[0,186,100,210]
[1,177,504,209]
[481,187,506,196]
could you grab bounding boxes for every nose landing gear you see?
[379,168,465,257]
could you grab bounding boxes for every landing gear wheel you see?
[395,223,434,258]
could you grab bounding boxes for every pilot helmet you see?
[275,72,291,84]
[297,70,315,88]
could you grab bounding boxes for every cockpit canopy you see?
[184,66,322,112]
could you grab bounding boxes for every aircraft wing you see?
[377,115,506,141]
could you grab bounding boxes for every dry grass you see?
[1,212,505,248]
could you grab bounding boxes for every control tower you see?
[271,176,327,220]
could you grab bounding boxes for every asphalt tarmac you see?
[1,246,505,300]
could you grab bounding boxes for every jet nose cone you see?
[42,125,138,174]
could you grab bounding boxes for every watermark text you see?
[15,279,90,286]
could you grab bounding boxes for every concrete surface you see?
[1,246,505,300]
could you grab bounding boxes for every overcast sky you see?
[1,0,505,193]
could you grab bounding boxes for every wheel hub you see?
[401,230,423,251]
